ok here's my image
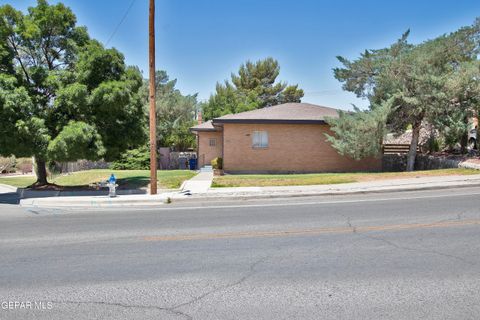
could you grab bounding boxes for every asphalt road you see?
[1,188,480,319]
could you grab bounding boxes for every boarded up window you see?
[252,131,268,148]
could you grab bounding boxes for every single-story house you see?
[190,103,381,173]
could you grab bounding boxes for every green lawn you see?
[212,168,480,188]
[0,170,196,189]
[0,176,36,188]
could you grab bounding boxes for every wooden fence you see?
[54,160,110,174]
[383,144,419,155]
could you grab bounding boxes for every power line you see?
[105,0,137,46]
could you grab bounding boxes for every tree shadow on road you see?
[0,192,20,205]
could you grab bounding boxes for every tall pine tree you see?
[202,57,304,120]
[331,20,479,171]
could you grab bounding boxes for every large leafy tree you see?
[0,1,146,185]
[331,20,479,171]
[154,70,197,151]
[202,57,304,120]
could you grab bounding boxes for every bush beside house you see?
[211,157,224,175]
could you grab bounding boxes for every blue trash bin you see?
[189,158,197,170]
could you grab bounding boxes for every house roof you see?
[213,103,339,124]
[190,120,218,132]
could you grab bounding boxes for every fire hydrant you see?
[107,174,117,198]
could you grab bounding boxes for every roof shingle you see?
[190,120,218,132]
[213,103,339,124]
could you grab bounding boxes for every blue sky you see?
[3,0,480,110]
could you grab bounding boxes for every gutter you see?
[212,119,328,125]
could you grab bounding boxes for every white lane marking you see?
[32,190,480,213]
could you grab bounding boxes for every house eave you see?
[189,128,219,133]
[212,119,329,125]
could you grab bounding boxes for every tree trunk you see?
[406,122,421,172]
[460,132,468,154]
[34,157,48,185]
[460,114,469,154]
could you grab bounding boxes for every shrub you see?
[110,146,150,170]
[16,158,33,174]
[426,137,440,153]
[211,157,223,170]
[0,156,16,173]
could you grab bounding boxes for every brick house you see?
[190,103,381,173]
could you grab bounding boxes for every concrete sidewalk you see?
[193,174,480,199]
[180,171,213,194]
[202,174,480,197]
[16,174,480,208]
[0,183,17,193]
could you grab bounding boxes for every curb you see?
[17,180,480,209]
[15,188,180,199]
[20,194,172,209]
[16,189,146,199]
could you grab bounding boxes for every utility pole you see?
[149,0,157,194]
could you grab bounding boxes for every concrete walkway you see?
[181,171,213,194]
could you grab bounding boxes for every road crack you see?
[337,212,356,233]
[171,255,269,311]
[40,256,270,319]
[346,216,357,233]
[337,211,476,266]
[360,233,475,266]
[432,210,468,225]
